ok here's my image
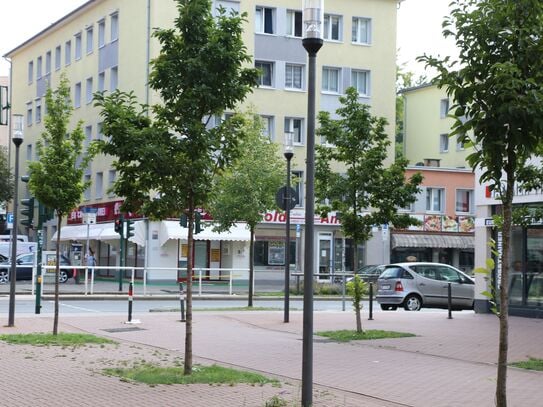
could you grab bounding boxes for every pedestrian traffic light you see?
[126,218,135,238]
[114,217,124,236]
[195,212,202,234]
[180,214,188,228]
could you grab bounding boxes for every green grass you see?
[511,358,543,371]
[316,329,416,342]
[104,363,279,386]
[0,333,116,347]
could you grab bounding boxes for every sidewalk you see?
[1,309,542,406]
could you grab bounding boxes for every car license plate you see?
[381,284,390,290]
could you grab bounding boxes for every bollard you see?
[368,282,374,320]
[128,282,133,323]
[447,282,452,319]
[179,282,186,322]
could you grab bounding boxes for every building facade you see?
[5,0,400,280]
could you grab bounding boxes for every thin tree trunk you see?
[53,214,62,335]
[496,170,514,407]
[248,226,254,307]
[355,307,362,333]
[184,200,194,375]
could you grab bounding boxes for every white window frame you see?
[45,51,51,75]
[95,172,103,199]
[286,10,302,37]
[85,125,92,149]
[98,71,105,92]
[26,102,33,126]
[110,66,118,91]
[86,77,93,104]
[426,187,445,213]
[65,40,72,66]
[55,46,61,71]
[36,56,42,79]
[440,98,449,118]
[455,189,474,214]
[86,26,94,54]
[323,14,342,41]
[111,12,119,42]
[97,122,103,141]
[108,170,116,197]
[74,82,82,108]
[75,32,82,60]
[260,115,274,140]
[292,170,304,208]
[35,98,42,123]
[285,117,304,145]
[255,6,274,34]
[255,61,274,87]
[98,19,106,48]
[351,69,369,96]
[285,63,303,90]
[352,17,371,44]
[84,174,91,201]
[322,67,340,93]
[27,61,33,84]
[440,133,449,153]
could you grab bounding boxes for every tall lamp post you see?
[283,132,294,323]
[8,114,24,327]
[302,1,323,406]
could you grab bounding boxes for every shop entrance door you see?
[318,233,333,280]
[194,241,208,279]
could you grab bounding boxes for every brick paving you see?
[1,309,542,406]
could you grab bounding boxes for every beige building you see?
[4,0,401,280]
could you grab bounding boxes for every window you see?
[111,13,119,41]
[324,14,342,41]
[65,40,72,66]
[74,82,82,108]
[284,117,303,144]
[36,56,42,79]
[110,66,118,91]
[28,61,33,84]
[352,17,371,44]
[26,144,32,162]
[98,19,105,47]
[98,71,105,92]
[86,26,94,54]
[85,125,92,149]
[322,67,340,93]
[95,172,103,199]
[260,115,274,140]
[440,98,449,118]
[424,158,440,167]
[456,189,473,213]
[26,102,33,126]
[75,32,82,60]
[108,170,116,197]
[456,134,466,151]
[255,7,274,34]
[97,122,103,140]
[55,46,61,71]
[351,69,369,96]
[84,174,91,200]
[255,61,273,87]
[35,99,42,123]
[439,133,449,153]
[86,77,93,104]
[426,188,444,212]
[45,51,51,75]
[286,10,302,37]
[292,171,304,207]
[285,64,303,89]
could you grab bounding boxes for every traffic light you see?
[114,217,124,236]
[126,218,135,238]
[20,197,35,228]
[180,214,188,228]
[195,212,202,234]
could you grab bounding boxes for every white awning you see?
[158,221,250,246]
[52,223,113,242]
[392,233,474,249]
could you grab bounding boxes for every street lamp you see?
[283,131,294,324]
[302,1,323,406]
[8,114,24,327]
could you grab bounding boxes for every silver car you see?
[376,262,475,311]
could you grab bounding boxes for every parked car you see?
[0,254,7,263]
[333,264,386,284]
[0,253,74,284]
[376,262,475,311]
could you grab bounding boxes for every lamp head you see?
[284,131,294,160]
[303,0,324,40]
[12,114,24,146]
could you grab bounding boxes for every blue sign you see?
[6,212,13,230]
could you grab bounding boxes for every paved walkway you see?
[1,309,542,406]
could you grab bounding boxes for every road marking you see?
[54,301,102,313]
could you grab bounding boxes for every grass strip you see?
[511,358,543,371]
[316,329,416,342]
[0,332,116,347]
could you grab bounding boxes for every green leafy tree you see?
[28,75,93,335]
[316,87,423,270]
[346,275,366,333]
[419,1,543,405]
[208,113,283,307]
[95,0,258,375]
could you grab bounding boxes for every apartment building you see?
[4,0,400,280]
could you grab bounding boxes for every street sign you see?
[6,212,13,230]
[276,186,298,210]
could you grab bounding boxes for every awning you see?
[392,233,474,249]
[158,221,250,246]
[52,223,117,242]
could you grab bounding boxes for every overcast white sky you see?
[0,0,457,78]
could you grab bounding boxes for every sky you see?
[0,0,458,78]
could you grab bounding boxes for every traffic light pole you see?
[118,215,125,292]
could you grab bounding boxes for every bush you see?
[289,281,342,296]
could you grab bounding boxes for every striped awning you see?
[392,233,474,249]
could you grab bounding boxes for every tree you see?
[208,113,284,307]
[316,87,423,271]
[346,275,366,333]
[28,75,93,335]
[419,1,543,405]
[95,0,258,375]
[0,146,13,233]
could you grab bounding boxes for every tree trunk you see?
[355,306,362,333]
[248,226,255,307]
[53,214,62,335]
[496,169,514,407]
[184,200,194,375]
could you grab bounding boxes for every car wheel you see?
[59,270,69,284]
[380,304,397,311]
[403,295,422,311]
[0,269,9,284]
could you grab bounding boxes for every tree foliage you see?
[346,275,366,333]
[0,146,13,205]
[28,74,93,335]
[316,87,422,268]
[419,1,543,405]
[208,113,284,306]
